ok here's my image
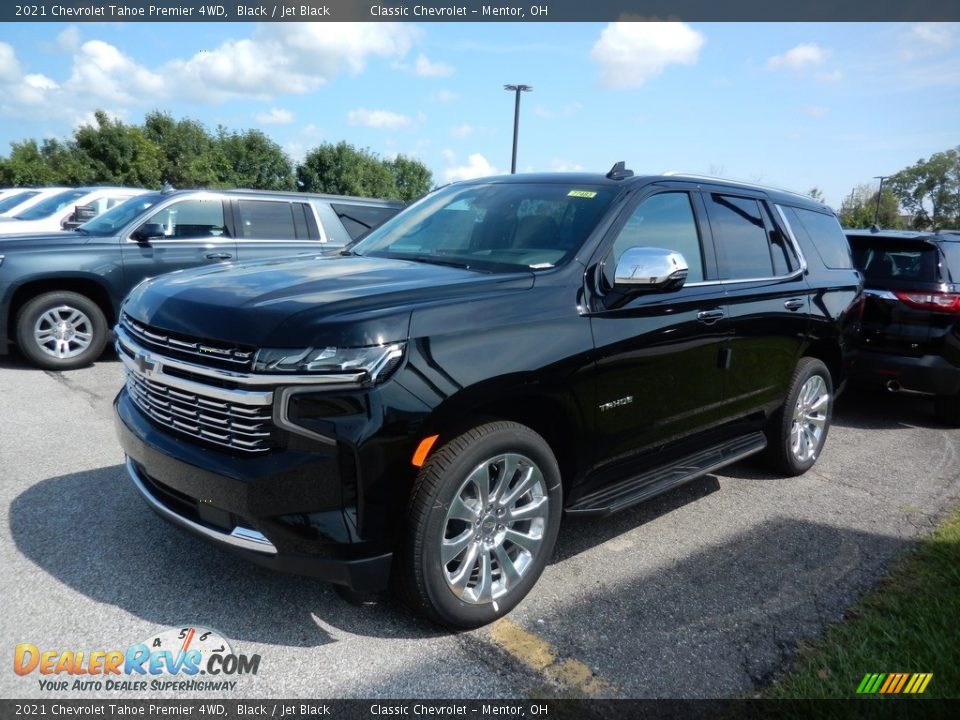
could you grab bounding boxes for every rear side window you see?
[786,207,853,269]
[705,194,774,279]
[848,238,940,284]
[237,200,310,240]
[331,203,402,241]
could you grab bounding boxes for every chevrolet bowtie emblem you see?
[135,353,157,375]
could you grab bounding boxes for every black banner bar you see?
[3,699,960,720]
[2,0,960,23]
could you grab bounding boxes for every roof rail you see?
[661,172,812,201]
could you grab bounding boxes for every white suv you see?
[0,186,146,234]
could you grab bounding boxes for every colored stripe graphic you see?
[857,672,932,694]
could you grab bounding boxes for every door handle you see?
[784,298,805,310]
[205,252,232,260]
[697,309,725,323]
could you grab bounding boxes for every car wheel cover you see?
[790,374,829,463]
[33,305,94,359]
[440,452,549,605]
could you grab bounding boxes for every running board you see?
[565,432,767,517]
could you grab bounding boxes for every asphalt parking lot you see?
[2,350,959,700]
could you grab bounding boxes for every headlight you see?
[0,255,5,267]
[253,343,405,382]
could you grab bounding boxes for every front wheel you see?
[766,357,833,476]
[396,421,562,629]
[15,291,109,370]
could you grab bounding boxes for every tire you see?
[15,291,109,371]
[934,394,960,426]
[396,421,563,629]
[765,357,833,476]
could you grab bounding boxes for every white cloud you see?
[802,105,828,118]
[906,23,956,49]
[254,107,294,124]
[167,23,420,102]
[414,53,454,77]
[450,124,474,138]
[767,43,830,70]
[347,108,413,129]
[430,90,460,103]
[591,22,705,89]
[68,40,166,104]
[0,42,22,83]
[444,153,497,182]
[57,27,81,53]
[551,159,584,172]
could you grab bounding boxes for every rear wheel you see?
[396,421,562,629]
[15,291,109,370]
[766,357,833,476]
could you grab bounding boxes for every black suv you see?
[0,189,403,370]
[846,228,960,423]
[113,168,862,628]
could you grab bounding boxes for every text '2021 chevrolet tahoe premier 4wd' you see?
[114,167,862,628]
[0,188,402,370]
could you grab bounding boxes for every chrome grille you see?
[121,313,254,369]
[123,366,276,453]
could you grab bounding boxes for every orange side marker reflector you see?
[412,435,439,467]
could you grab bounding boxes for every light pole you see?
[504,84,532,174]
[873,175,889,227]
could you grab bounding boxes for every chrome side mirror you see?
[614,247,689,291]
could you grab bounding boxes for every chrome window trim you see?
[116,326,366,387]
[773,204,810,274]
[125,458,277,556]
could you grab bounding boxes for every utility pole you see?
[504,84,532,174]
[873,175,889,227]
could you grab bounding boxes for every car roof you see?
[160,188,404,207]
[453,171,826,210]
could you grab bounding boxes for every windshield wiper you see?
[403,255,476,270]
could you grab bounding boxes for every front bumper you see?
[115,389,394,591]
[850,350,960,396]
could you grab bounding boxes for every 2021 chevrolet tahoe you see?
[113,166,862,628]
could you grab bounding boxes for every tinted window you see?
[237,200,304,240]
[789,207,853,269]
[849,238,940,284]
[938,242,960,283]
[83,193,162,235]
[0,190,39,213]
[707,194,773,280]
[611,192,704,282]
[15,189,87,220]
[143,199,226,239]
[331,203,402,241]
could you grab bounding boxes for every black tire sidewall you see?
[775,358,833,475]
[16,292,108,370]
[415,424,562,628]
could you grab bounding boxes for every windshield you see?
[15,189,87,220]
[0,190,39,214]
[352,181,619,272]
[80,192,164,235]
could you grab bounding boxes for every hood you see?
[0,220,67,235]
[122,254,534,348]
[0,230,96,249]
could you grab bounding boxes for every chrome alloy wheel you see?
[33,305,94,359]
[440,453,549,605]
[790,375,830,463]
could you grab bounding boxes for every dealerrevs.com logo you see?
[13,626,260,692]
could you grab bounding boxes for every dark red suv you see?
[847,228,960,423]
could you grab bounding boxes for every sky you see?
[0,20,957,207]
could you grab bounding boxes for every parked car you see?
[846,228,960,423]
[113,167,862,628]
[0,187,70,218]
[0,188,404,369]
[0,186,147,235]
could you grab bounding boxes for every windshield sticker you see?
[567,190,598,198]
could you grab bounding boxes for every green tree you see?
[297,142,397,198]
[0,140,57,186]
[888,147,960,230]
[838,184,903,229]
[72,110,163,187]
[217,127,295,190]
[144,111,227,188]
[388,155,433,202]
[808,187,826,204]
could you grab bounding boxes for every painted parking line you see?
[488,619,616,698]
